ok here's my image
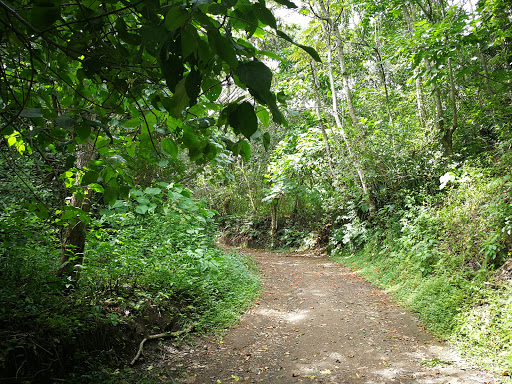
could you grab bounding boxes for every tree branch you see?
[130,324,195,366]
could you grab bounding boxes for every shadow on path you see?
[160,248,498,383]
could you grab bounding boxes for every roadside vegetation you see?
[1,0,512,381]
[0,165,260,382]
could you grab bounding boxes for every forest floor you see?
[143,248,500,383]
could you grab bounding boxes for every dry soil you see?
[151,248,499,383]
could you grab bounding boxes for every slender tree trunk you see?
[440,3,458,156]
[423,58,446,134]
[270,198,279,248]
[402,5,426,128]
[57,139,96,281]
[309,59,335,177]
[313,0,376,215]
[442,56,458,156]
[238,160,257,213]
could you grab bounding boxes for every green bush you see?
[1,184,261,382]
[333,164,512,374]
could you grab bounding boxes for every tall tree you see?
[310,0,376,214]
[0,0,320,276]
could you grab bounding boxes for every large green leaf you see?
[161,53,184,93]
[231,8,258,36]
[235,61,272,94]
[235,61,283,124]
[254,1,277,29]
[277,30,321,62]
[75,123,91,140]
[262,132,271,151]
[256,106,270,127]
[81,171,98,186]
[182,126,200,149]
[229,102,258,139]
[31,2,61,30]
[169,79,190,118]
[181,24,199,59]
[55,115,75,129]
[103,186,118,205]
[185,69,202,106]
[272,0,297,8]
[240,140,251,160]
[165,7,190,30]
[208,29,238,68]
[161,137,179,158]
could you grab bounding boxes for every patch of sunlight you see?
[253,308,311,323]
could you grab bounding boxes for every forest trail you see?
[161,248,498,383]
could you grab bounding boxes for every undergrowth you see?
[0,184,261,383]
[332,164,512,376]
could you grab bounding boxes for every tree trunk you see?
[270,198,279,248]
[441,3,458,157]
[402,5,426,128]
[238,160,257,213]
[309,59,335,178]
[57,139,96,282]
[442,55,458,157]
[313,0,376,215]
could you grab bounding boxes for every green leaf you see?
[263,132,271,151]
[135,205,149,214]
[236,61,272,94]
[256,106,270,127]
[165,7,189,30]
[31,3,61,30]
[229,102,258,139]
[272,0,297,8]
[240,140,251,160]
[81,171,99,186]
[161,138,179,158]
[130,189,143,197]
[144,187,162,195]
[75,123,91,140]
[276,30,321,62]
[258,50,284,61]
[254,2,277,29]
[55,115,75,129]
[89,183,104,193]
[182,126,199,149]
[235,61,283,124]
[137,196,151,205]
[207,3,226,14]
[103,186,118,205]
[161,53,184,93]
[208,29,238,68]
[20,108,43,118]
[181,24,199,59]
[231,8,258,36]
[185,69,202,106]
[170,79,190,118]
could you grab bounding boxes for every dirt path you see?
[159,249,498,383]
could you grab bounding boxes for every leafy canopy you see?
[0,0,320,215]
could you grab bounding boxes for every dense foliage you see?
[0,172,260,381]
[1,0,512,380]
[193,0,512,376]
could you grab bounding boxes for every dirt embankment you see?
[144,248,499,383]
